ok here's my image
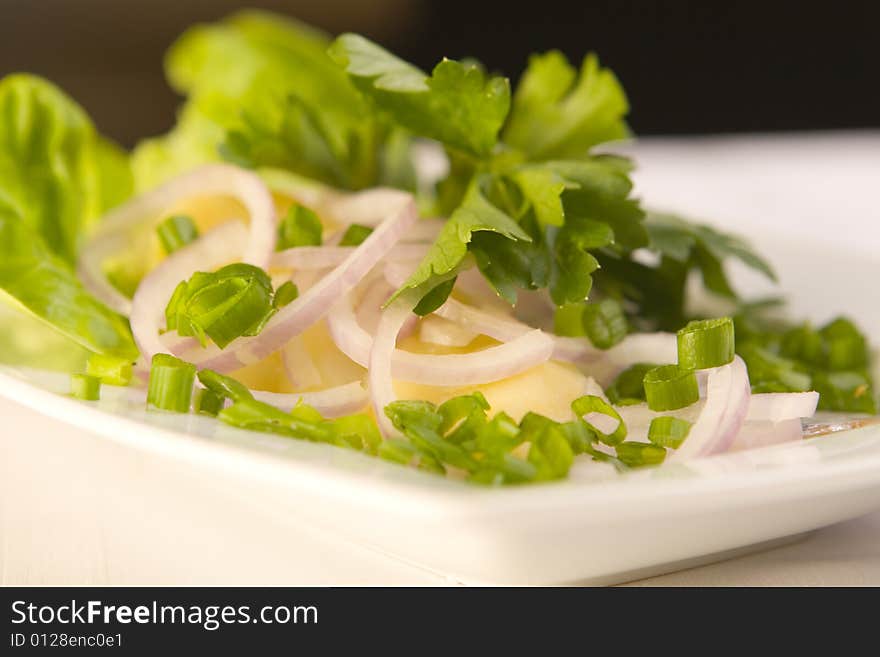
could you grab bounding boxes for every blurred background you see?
[1,0,878,147]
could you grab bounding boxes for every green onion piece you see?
[438,392,490,444]
[571,394,627,445]
[273,281,299,308]
[194,388,224,416]
[582,299,628,350]
[327,414,382,454]
[378,438,418,465]
[165,264,275,349]
[70,373,101,401]
[606,362,658,405]
[277,205,322,250]
[338,223,373,247]
[554,303,586,337]
[85,353,132,386]
[643,364,700,411]
[528,424,574,481]
[647,416,692,449]
[147,353,196,412]
[156,215,199,254]
[615,442,667,467]
[197,369,254,403]
[217,398,330,442]
[677,317,735,369]
[475,411,521,455]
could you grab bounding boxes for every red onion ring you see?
[79,164,277,316]
[671,356,751,460]
[271,243,428,271]
[746,392,819,423]
[729,418,804,452]
[327,291,554,386]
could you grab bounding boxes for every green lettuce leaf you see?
[135,11,413,192]
[0,74,137,361]
[329,33,510,157]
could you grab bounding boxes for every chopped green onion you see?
[327,414,382,453]
[820,317,869,371]
[554,303,586,337]
[156,215,199,254]
[606,362,658,405]
[643,364,699,411]
[647,416,692,449]
[165,264,275,349]
[582,299,628,349]
[378,438,418,464]
[147,353,196,412]
[85,353,132,386]
[218,398,330,441]
[194,388,224,416]
[338,223,373,246]
[475,411,521,455]
[197,369,254,403]
[70,373,101,401]
[677,317,735,369]
[615,442,667,467]
[438,392,489,444]
[273,281,299,308]
[571,394,627,445]
[528,424,575,481]
[277,205,322,250]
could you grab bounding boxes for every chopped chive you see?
[273,280,299,308]
[643,364,700,411]
[677,317,735,370]
[194,387,225,416]
[70,373,101,401]
[147,353,196,413]
[647,416,692,449]
[85,353,132,386]
[606,362,658,405]
[197,369,254,403]
[338,223,373,247]
[157,215,199,254]
[615,442,667,467]
[571,394,627,445]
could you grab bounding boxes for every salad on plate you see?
[1,10,876,485]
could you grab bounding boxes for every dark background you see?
[2,0,878,146]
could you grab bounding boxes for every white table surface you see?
[2,132,879,586]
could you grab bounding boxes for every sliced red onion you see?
[369,296,416,437]
[79,164,277,316]
[746,392,819,423]
[271,243,428,271]
[320,188,419,227]
[728,418,804,452]
[328,292,554,386]
[671,356,751,461]
[251,382,369,417]
[176,191,417,372]
[130,221,248,363]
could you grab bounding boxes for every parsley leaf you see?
[329,34,511,157]
[503,51,630,160]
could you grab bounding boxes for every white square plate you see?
[2,133,879,585]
